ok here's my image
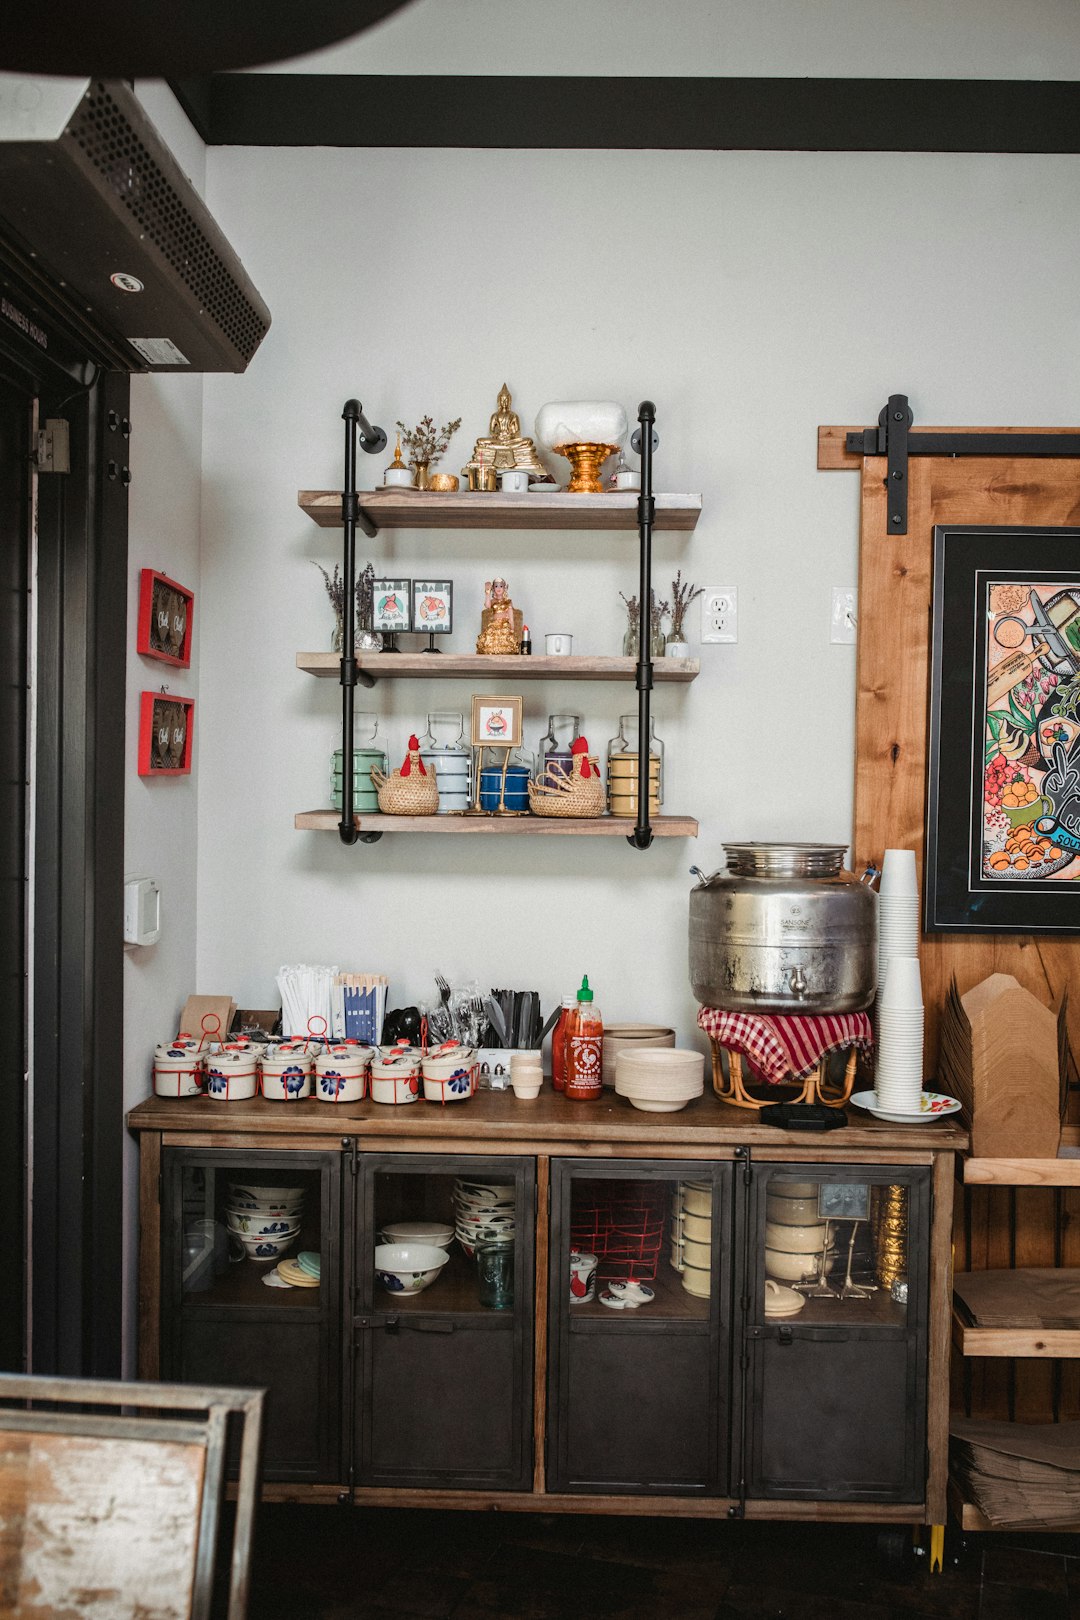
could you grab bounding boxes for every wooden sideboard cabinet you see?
[130,1091,963,1523]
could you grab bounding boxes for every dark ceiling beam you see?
[170,74,1080,152]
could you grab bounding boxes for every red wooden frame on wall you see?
[138,692,195,776]
[137,568,194,667]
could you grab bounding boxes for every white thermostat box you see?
[124,877,161,947]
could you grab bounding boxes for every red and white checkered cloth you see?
[697,1006,874,1087]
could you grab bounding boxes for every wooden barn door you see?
[820,421,1080,1424]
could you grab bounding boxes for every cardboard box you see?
[942,974,1065,1159]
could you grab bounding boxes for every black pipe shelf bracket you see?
[629,399,660,850]
[338,399,388,846]
[846,394,1080,535]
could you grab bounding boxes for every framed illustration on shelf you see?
[471,694,523,749]
[371,578,411,633]
[412,579,453,635]
[137,568,194,667]
[926,523,1080,932]
[138,692,195,776]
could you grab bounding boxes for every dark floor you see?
[221,1505,1080,1619]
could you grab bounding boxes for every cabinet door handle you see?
[409,1319,455,1334]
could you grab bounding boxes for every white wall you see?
[121,84,206,1372]
[267,0,1080,79]
[193,142,1080,1044]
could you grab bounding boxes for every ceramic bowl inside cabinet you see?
[374,1242,450,1295]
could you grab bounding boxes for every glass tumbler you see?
[476,1238,515,1310]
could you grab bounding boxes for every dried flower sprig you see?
[395,414,462,470]
[313,560,346,620]
[619,591,639,626]
[669,570,703,637]
[314,559,377,629]
[650,593,670,636]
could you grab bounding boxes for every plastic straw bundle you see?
[276,963,338,1039]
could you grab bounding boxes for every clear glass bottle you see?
[330,713,386,812]
[606,713,664,815]
[536,713,582,787]
[418,711,471,814]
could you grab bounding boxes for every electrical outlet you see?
[701,586,738,644]
[830,586,857,644]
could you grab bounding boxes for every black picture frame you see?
[412,579,453,635]
[926,523,1080,933]
[371,578,411,633]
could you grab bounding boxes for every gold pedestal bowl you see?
[554,441,619,495]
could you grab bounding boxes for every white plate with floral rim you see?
[851,1090,962,1124]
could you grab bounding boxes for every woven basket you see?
[371,748,440,815]
[527,754,605,818]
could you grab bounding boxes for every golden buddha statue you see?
[476,577,523,655]
[463,384,548,481]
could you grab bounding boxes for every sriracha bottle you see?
[565,976,604,1101]
[551,996,575,1093]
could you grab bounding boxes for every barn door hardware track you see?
[846,395,1080,534]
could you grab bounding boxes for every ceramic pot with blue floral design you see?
[314,1042,373,1104]
[204,1046,259,1101]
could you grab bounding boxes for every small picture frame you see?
[412,579,453,634]
[138,692,195,776]
[816,1182,870,1222]
[136,568,194,667]
[471,694,523,748]
[371,578,411,633]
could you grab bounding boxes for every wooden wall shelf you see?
[298,489,702,532]
[295,811,699,837]
[297,652,699,683]
[963,1126,1080,1185]
[952,1304,1080,1360]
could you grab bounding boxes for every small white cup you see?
[383,465,414,488]
[613,469,640,490]
[880,955,924,1009]
[545,633,573,656]
[499,468,529,493]
[880,848,918,896]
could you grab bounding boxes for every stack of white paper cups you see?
[877,848,920,1003]
[875,956,925,1113]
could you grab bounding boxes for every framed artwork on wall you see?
[138,692,195,776]
[926,523,1080,932]
[137,568,194,667]
[371,578,411,633]
[471,694,523,748]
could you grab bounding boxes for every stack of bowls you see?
[226,1180,305,1263]
[374,1242,450,1295]
[670,1179,712,1297]
[614,1049,704,1113]
[380,1221,454,1249]
[453,1178,515,1258]
[331,744,388,816]
[601,1024,676,1088]
[510,1051,543,1099]
[765,1180,827,1284]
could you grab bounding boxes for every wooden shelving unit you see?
[295,810,699,838]
[963,1125,1080,1186]
[952,1305,1080,1360]
[297,652,699,683]
[947,1478,1080,1534]
[298,489,702,532]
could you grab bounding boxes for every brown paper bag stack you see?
[951,1418,1080,1528]
[939,973,1065,1159]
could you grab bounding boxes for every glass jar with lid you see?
[536,713,582,788]
[606,713,664,816]
[418,711,471,814]
[330,712,387,813]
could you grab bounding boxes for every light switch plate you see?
[124,876,160,947]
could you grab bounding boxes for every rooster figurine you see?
[527,736,605,818]
[371,734,440,815]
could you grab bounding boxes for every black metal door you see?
[0,374,29,1372]
[351,1153,535,1492]
[547,1159,732,1496]
[737,1162,930,1503]
[160,1145,343,1482]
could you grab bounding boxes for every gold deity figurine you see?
[463,384,548,482]
[476,577,523,655]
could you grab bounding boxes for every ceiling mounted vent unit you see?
[0,76,270,373]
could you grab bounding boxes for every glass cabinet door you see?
[547,1159,732,1496]
[740,1162,930,1504]
[161,1148,342,1483]
[352,1153,535,1492]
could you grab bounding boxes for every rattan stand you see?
[708,1041,859,1110]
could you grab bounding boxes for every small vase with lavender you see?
[666,570,702,658]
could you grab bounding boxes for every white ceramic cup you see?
[383,464,414,488]
[613,469,640,490]
[545,633,573,656]
[499,467,529,492]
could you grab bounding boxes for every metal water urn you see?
[688,842,877,1013]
